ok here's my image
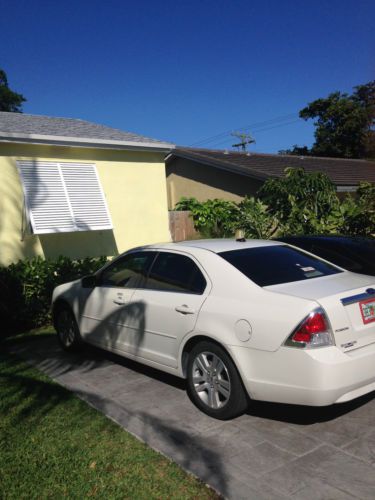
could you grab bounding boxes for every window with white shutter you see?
[17,161,113,234]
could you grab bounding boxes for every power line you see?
[200,118,301,149]
[192,114,298,147]
[189,113,298,147]
[208,119,300,148]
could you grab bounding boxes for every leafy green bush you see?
[0,256,107,338]
[342,182,375,236]
[236,197,278,238]
[175,197,239,237]
[175,196,278,238]
[259,167,341,235]
[175,170,375,239]
[259,170,375,237]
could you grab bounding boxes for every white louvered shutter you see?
[17,161,113,234]
[60,163,112,231]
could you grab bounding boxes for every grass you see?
[0,343,219,499]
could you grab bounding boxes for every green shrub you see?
[341,182,375,236]
[236,197,278,238]
[176,171,375,239]
[175,197,239,237]
[0,256,107,338]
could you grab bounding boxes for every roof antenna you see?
[235,229,246,242]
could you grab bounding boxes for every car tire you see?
[187,341,248,420]
[55,306,82,352]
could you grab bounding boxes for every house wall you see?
[166,157,263,209]
[0,142,171,265]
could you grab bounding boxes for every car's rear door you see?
[129,251,211,368]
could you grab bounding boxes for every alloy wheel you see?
[192,351,231,409]
[57,310,76,348]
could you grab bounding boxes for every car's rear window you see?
[218,245,342,287]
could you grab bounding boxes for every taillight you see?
[285,308,334,348]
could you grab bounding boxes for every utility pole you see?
[231,131,255,152]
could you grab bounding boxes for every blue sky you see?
[1,0,374,152]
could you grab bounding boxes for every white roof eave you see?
[0,131,175,153]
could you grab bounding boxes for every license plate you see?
[359,299,375,324]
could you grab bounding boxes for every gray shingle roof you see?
[168,147,375,186]
[0,111,174,150]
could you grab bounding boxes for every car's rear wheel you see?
[55,306,82,352]
[187,341,248,419]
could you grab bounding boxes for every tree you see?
[258,167,341,235]
[279,145,311,156]
[341,182,375,235]
[0,69,26,112]
[281,81,375,159]
[236,196,278,238]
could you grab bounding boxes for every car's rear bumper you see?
[228,342,375,406]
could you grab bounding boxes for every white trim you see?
[0,131,175,152]
[336,185,357,192]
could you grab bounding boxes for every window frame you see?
[142,250,208,295]
[97,251,157,289]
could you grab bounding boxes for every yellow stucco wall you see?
[0,142,171,265]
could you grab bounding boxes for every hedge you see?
[0,256,107,338]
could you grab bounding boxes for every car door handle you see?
[175,305,195,315]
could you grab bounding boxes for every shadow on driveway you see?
[4,330,375,499]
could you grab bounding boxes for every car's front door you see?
[129,251,210,368]
[80,251,155,352]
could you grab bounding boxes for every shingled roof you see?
[168,147,375,187]
[0,112,174,151]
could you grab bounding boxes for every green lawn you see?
[0,349,218,499]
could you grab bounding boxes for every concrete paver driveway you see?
[10,331,375,499]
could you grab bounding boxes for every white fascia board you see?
[0,132,175,152]
[336,185,357,192]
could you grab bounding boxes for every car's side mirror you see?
[81,275,97,288]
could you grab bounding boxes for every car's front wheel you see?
[186,341,248,419]
[55,306,82,352]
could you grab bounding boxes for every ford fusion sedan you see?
[52,239,375,420]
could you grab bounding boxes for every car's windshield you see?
[219,245,342,287]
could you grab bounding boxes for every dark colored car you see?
[276,236,375,276]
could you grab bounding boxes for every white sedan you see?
[52,239,375,420]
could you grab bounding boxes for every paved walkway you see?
[9,331,375,499]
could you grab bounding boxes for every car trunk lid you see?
[266,272,375,352]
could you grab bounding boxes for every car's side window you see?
[145,252,206,294]
[99,252,156,288]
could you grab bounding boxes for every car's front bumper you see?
[229,342,375,406]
